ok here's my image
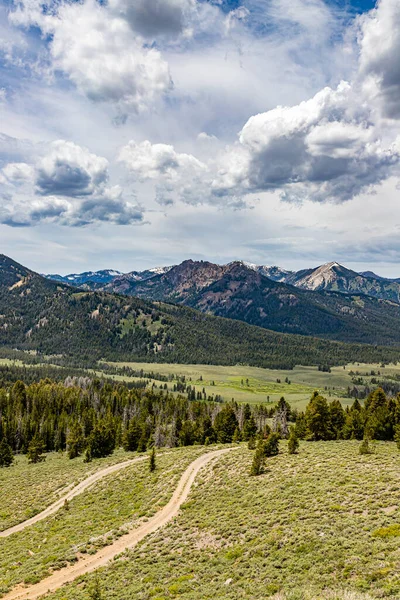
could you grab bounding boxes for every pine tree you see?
[122,419,141,452]
[213,405,238,443]
[232,427,242,443]
[247,437,256,450]
[305,392,332,440]
[288,426,299,455]
[27,433,46,464]
[329,400,346,439]
[264,432,280,457]
[242,415,257,441]
[67,422,84,459]
[250,440,265,476]
[149,447,156,472]
[0,439,14,467]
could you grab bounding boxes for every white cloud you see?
[10,0,172,113]
[35,140,108,197]
[2,161,34,183]
[0,137,144,227]
[118,139,206,181]
[358,0,400,119]
[211,80,400,203]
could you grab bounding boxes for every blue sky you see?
[1,0,400,276]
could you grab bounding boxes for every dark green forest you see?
[0,362,399,467]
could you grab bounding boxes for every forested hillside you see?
[1,254,400,369]
[109,260,400,346]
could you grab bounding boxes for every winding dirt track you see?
[2,447,236,600]
[0,456,149,538]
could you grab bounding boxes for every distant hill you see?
[104,259,400,346]
[1,254,399,369]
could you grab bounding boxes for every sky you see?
[1,0,400,276]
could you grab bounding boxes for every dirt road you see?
[0,456,148,538]
[2,447,236,600]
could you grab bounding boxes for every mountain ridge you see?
[44,260,400,302]
[1,253,400,368]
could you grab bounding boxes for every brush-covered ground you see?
[0,449,143,532]
[37,440,400,600]
[0,446,212,595]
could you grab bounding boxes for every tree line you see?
[0,376,273,466]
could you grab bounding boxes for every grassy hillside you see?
[29,441,400,600]
[0,447,211,594]
[2,255,400,368]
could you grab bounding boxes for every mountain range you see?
[46,260,400,303]
[2,254,400,368]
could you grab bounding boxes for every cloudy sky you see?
[0,0,400,276]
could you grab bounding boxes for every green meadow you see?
[102,361,399,409]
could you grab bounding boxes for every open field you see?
[0,446,213,595]
[36,440,400,600]
[103,361,400,409]
[1,355,400,410]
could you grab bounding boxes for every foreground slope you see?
[1,254,399,368]
[15,442,400,600]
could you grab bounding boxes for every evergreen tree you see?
[67,422,85,459]
[294,413,307,439]
[242,415,257,441]
[247,436,256,450]
[264,432,280,457]
[0,439,14,467]
[288,426,299,455]
[86,420,115,459]
[27,433,46,464]
[149,447,156,472]
[329,400,346,439]
[305,392,332,440]
[137,425,149,452]
[83,447,92,463]
[395,424,400,450]
[213,405,238,444]
[250,440,265,476]
[232,427,242,443]
[122,419,141,452]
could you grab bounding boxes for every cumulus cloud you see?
[9,0,172,113]
[118,140,206,181]
[0,138,144,227]
[2,162,34,183]
[211,80,400,203]
[358,0,400,119]
[35,140,108,197]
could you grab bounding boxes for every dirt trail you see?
[0,456,149,538]
[2,447,235,600]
